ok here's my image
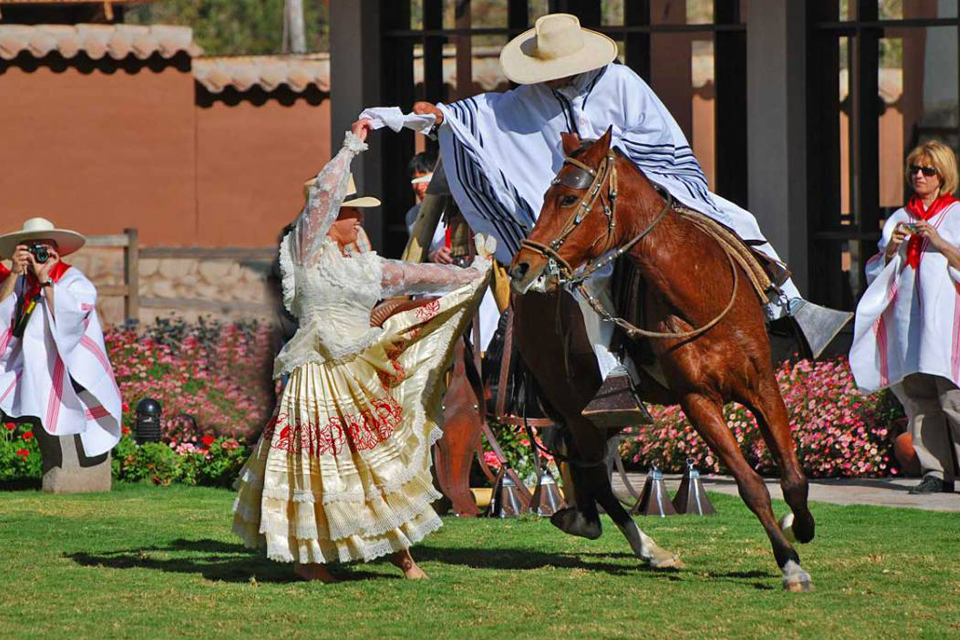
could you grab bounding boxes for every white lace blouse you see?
[273,131,486,377]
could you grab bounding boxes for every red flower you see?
[21,431,34,440]
[4,422,15,431]
[200,435,215,447]
[121,426,131,436]
[16,448,29,458]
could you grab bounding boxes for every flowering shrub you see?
[0,420,42,484]
[108,317,277,445]
[482,421,559,486]
[620,357,904,478]
[112,432,250,487]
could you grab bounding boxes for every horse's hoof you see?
[645,545,684,570]
[781,560,813,592]
[549,507,601,540]
[779,513,797,543]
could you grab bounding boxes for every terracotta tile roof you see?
[193,54,330,94]
[0,24,199,61]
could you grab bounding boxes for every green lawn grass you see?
[0,484,958,640]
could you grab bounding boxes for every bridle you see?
[517,148,739,342]
[519,150,673,288]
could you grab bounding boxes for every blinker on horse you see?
[508,127,817,592]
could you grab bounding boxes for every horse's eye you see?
[559,194,578,207]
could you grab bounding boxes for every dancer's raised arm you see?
[291,121,371,268]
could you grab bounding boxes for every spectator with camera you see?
[0,217,121,459]
[851,140,960,494]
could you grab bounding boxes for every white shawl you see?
[0,267,122,456]
[850,203,960,392]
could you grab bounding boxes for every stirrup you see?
[788,300,853,359]
[581,367,654,429]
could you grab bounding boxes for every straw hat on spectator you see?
[0,217,85,259]
[499,13,618,85]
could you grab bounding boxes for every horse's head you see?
[509,127,624,294]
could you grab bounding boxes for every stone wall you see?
[69,245,277,327]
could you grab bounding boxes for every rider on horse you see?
[362,13,851,427]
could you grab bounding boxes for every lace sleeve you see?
[378,257,487,298]
[291,131,368,268]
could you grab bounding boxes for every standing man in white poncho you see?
[0,218,122,491]
[363,13,851,423]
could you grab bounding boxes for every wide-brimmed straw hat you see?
[302,173,381,208]
[499,13,617,85]
[0,217,85,259]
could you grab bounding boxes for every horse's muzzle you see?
[508,257,553,295]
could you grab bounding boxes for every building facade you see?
[330,0,959,311]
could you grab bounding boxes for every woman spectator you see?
[851,140,960,494]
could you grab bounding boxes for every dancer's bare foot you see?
[390,550,429,579]
[293,562,339,583]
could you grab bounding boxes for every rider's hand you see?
[428,246,453,265]
[413,102,443,126]
[351,118,372,143]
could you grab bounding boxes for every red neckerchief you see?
[905,195,958,269]
[0,264,9,281]
[23,260,71,301]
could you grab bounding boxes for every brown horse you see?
[507,128,815,591]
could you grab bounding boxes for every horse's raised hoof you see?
[549,507,601,540]
[781,560,814,592]
[779,513,797,543]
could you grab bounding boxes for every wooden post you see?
[123,227,139,323]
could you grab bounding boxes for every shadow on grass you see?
[66,538,382,584]
[67,538,778,589]
[415,545,682,579]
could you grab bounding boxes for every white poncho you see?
[0,267,122,456]
[850,202,960,392]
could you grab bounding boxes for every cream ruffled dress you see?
[232,132,490,564]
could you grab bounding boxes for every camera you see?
[26,243,49,264]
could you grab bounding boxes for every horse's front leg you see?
[680,391,813,592]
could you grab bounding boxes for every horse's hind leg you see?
[681,392,812,591]
[591,470,683,569]
[741,372,815,544]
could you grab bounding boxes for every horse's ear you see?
[560,132,581,156]
[597,126,614,154]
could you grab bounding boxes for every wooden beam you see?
[139,247,275,261]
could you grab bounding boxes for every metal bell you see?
[672,459,716,516]
[632,463,677,517]
[531,469,565,517]
[487,468,529,518]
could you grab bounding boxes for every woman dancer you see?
[233,120,492,582]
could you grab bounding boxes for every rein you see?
[520,150,740,342]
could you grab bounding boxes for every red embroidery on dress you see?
[415,299,441,322]
[377,357,407,388]
[266,396,403,456]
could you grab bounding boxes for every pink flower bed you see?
[105,318,278,447]
[620,357,904,478]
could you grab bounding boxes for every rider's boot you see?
[775,297,853,360]
[581,364,654,429]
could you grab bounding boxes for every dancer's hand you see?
[413,102,443,126]
[351,118,372,143]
